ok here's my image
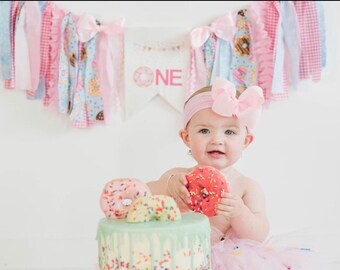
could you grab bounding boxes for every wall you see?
[0,1,339,269]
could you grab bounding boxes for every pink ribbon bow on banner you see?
[77,13,125,124]
[188,12,236,97]
[190,12,236,48]
[211,77,264,130]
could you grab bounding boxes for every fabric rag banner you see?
[124,27,190,118]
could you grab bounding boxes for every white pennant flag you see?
[124,27,190,118]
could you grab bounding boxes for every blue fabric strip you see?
[0,1,13,80]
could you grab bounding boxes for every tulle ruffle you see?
[247,1,274,104]
[45,3,65,108]
[211,227,321,270]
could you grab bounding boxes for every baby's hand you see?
[168,173,191,207]
[215,192,245,220]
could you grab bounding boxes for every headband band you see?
[183,77,264,130]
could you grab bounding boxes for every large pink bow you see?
[211,77,264,130]
[190,12,236,48]
[76,14,125,124]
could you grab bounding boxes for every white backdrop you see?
[0,1,340,269]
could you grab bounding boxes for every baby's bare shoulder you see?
[240,175,263,190]
[242,178,266,204]
[231,171,264,195]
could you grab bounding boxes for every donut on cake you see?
[100,178,151,219]
[127,195,181,222]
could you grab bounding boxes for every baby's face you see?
[184,108,251,170]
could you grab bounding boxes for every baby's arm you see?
[216,178,269,242]
[147,169,191,209]
[146,171,170,196]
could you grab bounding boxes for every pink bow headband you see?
[183,77,264,130]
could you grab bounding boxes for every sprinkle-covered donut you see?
[186,166,228,217]
[100,178,151,219]
[133,66,154,87]
[127,195,181,223]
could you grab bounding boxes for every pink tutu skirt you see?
[211,227,321,270]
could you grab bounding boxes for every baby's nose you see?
[211,141,223,145]
[210,136,223,145]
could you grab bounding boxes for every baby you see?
[148,76,268,241]
[147,77,318,269]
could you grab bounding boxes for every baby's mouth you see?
[207,150,225,155]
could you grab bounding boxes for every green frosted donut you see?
[127,195,181,223]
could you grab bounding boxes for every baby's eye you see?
[199,129,209,134]
[225,130,235,135]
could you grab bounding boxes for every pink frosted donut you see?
[100,178,151,219]
[186,166,228,217]
[133,66,154,87]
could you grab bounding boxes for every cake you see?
[97,179,211,269]
[97,211,211,270]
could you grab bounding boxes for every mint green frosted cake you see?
[97,211,211,270]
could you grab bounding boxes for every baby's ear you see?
[243,132,254,148]
[179,129,190,147]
